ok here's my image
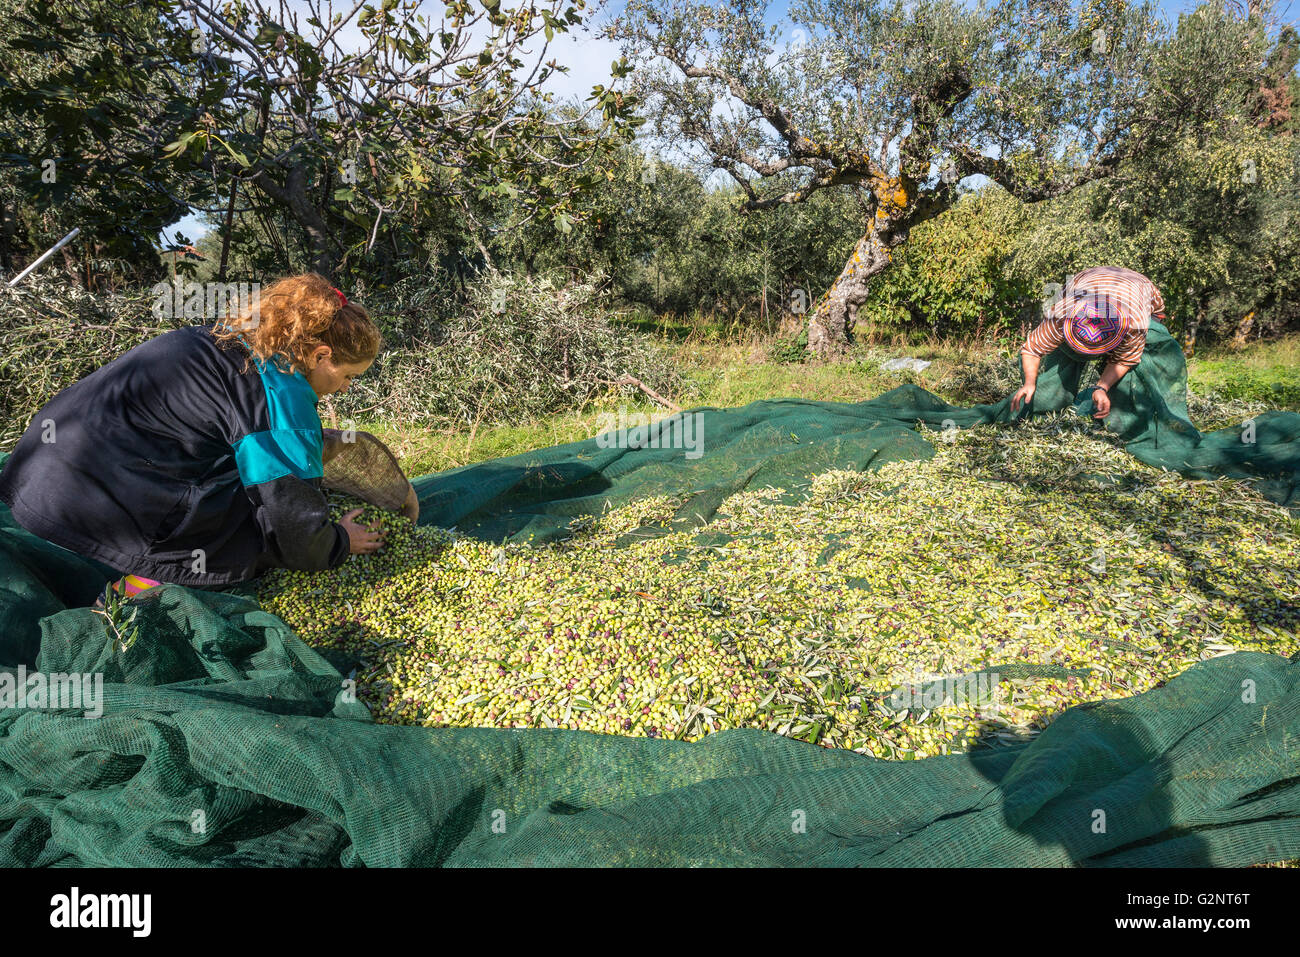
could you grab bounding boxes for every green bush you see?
[768,328,809,364]
[858,189,1036,339]
[0,276,183,448]
[335,272,683,427]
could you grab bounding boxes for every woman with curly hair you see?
[0,273,389,597]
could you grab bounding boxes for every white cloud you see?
[536,16,626,104]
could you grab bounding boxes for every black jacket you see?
[0,325,349,585]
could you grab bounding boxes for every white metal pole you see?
[6,227,81,287]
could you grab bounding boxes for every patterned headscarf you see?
[1064,296,1128,356]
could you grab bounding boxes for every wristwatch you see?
[1093,385,1109,394]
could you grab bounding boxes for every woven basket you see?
[321,429,414,514]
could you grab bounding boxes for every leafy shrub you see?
[858,189,1036,339]
[0,276,183,448]
[334,272,683,427]
[768,329,809,364]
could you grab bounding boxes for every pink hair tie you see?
[331,286,348,307]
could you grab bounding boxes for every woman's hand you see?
[340,508,384,554]
[1010,384,1035,413]
[1092,387,1112,419]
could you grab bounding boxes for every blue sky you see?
[162,0,1287,245]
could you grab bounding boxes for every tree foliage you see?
[0,0,640,281]
[859,189,1034,339]
[0,0,193,281]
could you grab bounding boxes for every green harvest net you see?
[1,321,1298,867]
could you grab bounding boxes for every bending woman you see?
[0,273,386,596]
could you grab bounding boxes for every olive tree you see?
[610,0,1191,354]
[0,0,196,281]
[3,0,639,281]
[166,0,642,276]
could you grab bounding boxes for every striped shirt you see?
[1022,266,1166,366]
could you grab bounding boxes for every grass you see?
[357,330,1300,478]
[615,305,773,343]
[1188,335,1300,408]
[355,407,651,477]
[357,335,1018,474]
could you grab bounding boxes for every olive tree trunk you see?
[807,212,909,356]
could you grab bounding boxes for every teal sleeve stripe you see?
[235,353,324,485]
[256,356,323,433]
[235,429,325,486]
